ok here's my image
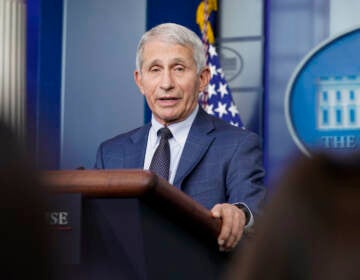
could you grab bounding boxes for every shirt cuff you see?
[233,202,254,229]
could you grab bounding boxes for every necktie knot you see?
[157,127,173,140]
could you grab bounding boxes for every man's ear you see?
[134,70,145,95]
[198,66,211,92]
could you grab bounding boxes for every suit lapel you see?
[124,123,151,169]
[173,109,215,189]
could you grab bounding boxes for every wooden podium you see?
[43,170,230,280]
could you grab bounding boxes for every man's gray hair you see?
[136,23,206,73]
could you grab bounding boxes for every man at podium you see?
[95,23,266,252]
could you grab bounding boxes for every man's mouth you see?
[157,96,180,106]
[158,96,179,101]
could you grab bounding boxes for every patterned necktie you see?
[149,127,173,181]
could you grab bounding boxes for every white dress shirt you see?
[143,105,199,184]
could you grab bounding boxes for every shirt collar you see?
[150,105,199,144]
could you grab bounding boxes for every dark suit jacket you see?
[95,108,266,214]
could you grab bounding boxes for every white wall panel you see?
[330,0,360,35]
[0,0,26,137]
[61,0,146,169]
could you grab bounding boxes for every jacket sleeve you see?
[226,131,266,217]
[94,143,105,169]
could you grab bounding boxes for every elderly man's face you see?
[134,40,210,125]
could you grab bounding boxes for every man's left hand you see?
[211,203,246,252]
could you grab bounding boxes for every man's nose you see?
[160,70,175,91]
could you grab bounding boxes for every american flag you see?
[197,0,243,127]
[199,44,243,127]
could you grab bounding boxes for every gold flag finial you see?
[196,0,218,44]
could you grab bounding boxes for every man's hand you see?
[211,203,246,252]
